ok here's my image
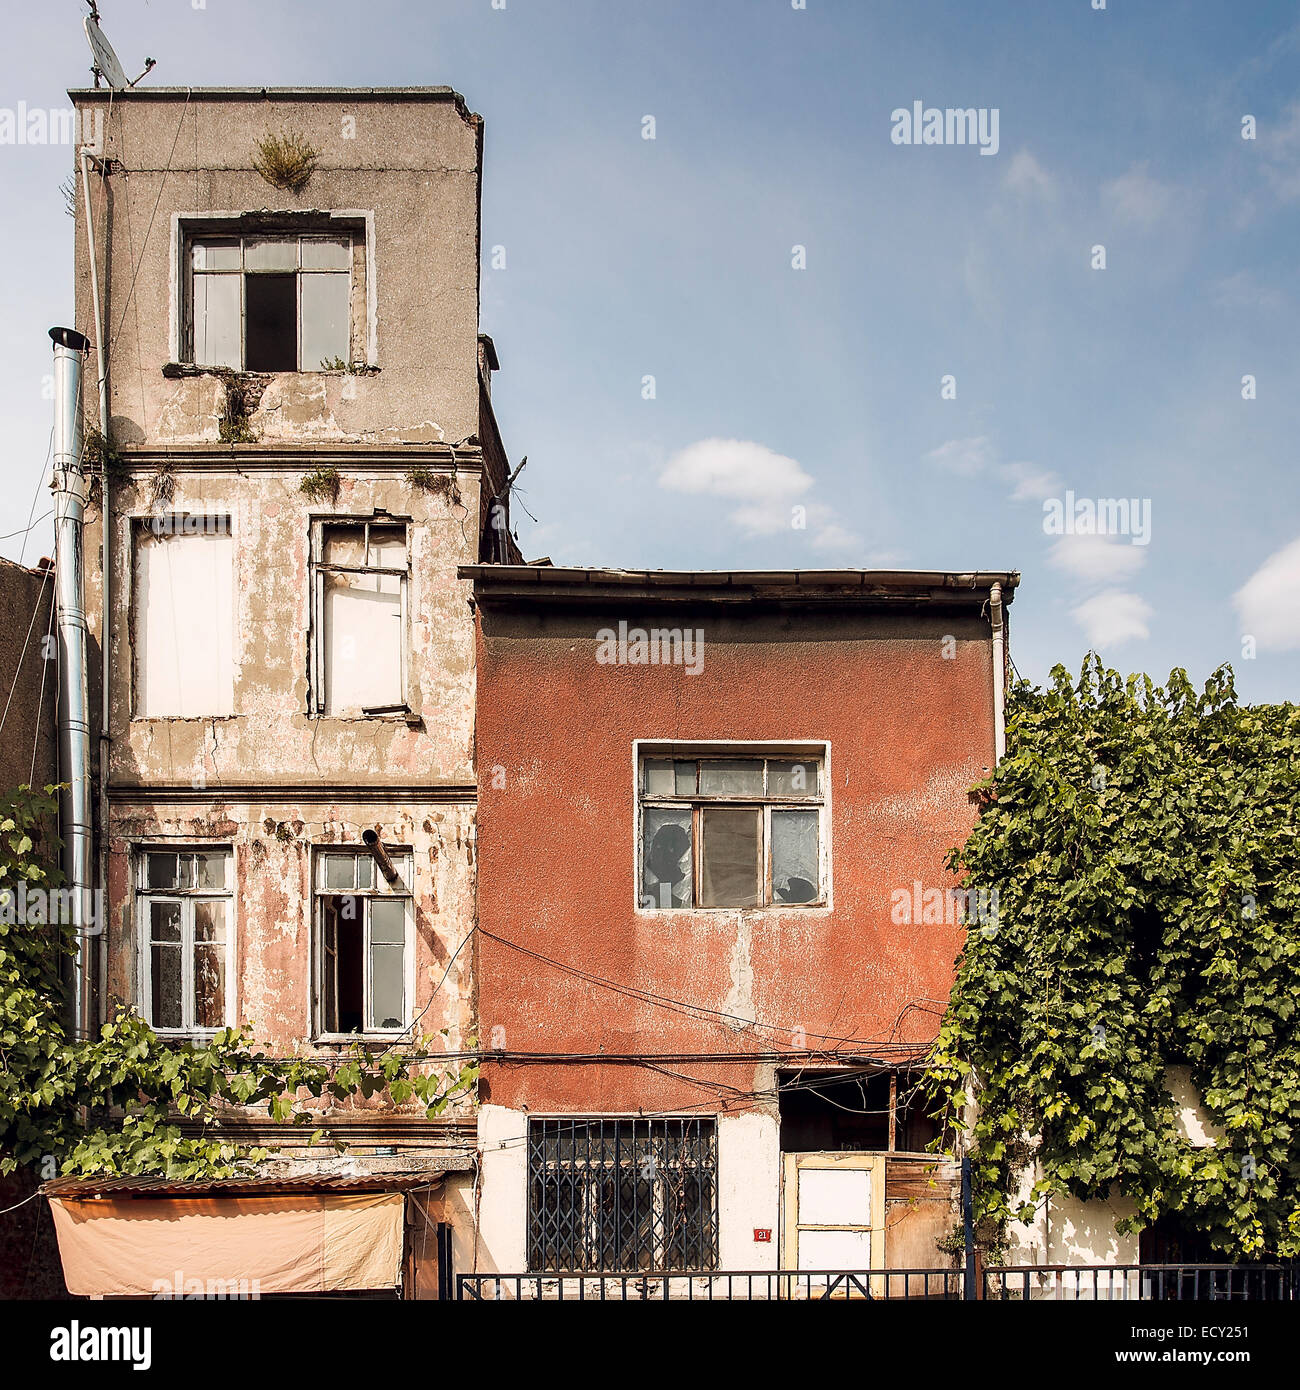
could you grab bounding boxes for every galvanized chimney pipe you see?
[50,326,95,1040]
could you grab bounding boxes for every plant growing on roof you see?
[299,467,341,504]
[929,657,1300,1259]
[251,129,319,194]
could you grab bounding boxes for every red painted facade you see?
[468,570,1015,1118]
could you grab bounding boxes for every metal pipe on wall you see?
[990,582,1006,763]
[49,325,95,1040]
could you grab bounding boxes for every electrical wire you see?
[0,566,53,743]
[1,511,53,543]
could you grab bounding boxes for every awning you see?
[45,1176,430,1297]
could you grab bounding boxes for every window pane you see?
[192,239,240,271]
[177,854,196,890]
[324,573,403,713]
[356,854,374,891]
[146,853,177,890]
[244,237,298,270]
[641,808,692,909]
[245,272,297,371]
[323,855,355,891]
[370,943,405,1029]
[772,810,819,904]
[194,899,227,943]
[301,272,351,369]
[194,943,225,1028]
[700,807,761,907]
[369,896,405,944]
[767,759,819,798]
[301,236,350,270]
[674,761,697,795]
[643,760,674,796]
[192,272,241,369]
[151,941,182,1030]
[699,759,763,797]
[196,851,227,890]
[150,900,181,942]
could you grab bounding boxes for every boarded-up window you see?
[137,849,232,1034]
[134,519,235,717]
[639,752,825,909]
[315,849,412,1035]
[311,522,407,716]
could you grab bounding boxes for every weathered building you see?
[463,566,1017,1287]
[49,84,520,1297]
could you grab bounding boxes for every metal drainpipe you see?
[50,326,95,1040]
[80,143,110,1034]
[990,582,1006,763]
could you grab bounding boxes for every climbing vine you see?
[0,785,476,1179]
[930,658,1300,1258]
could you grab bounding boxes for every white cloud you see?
[1262,100,1300,201]
[1212,270,1283,311]
[999,461,1059,502]
[1072,590,1153,647]
[1235,536,1300,650]
[809,520,861,555]
[1048,533,1147,585]
[1003,149,1055,200]
[1101,163,1176,227]
[924,436,994,477]
[660,437,812,536]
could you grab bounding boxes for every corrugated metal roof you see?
[42,1169,457,1199]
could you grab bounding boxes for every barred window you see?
[639,752,825,910]
[528,1118,718,1272]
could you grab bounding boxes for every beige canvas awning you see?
[48,1187,408,1297]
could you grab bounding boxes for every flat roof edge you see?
[69,86,465,99]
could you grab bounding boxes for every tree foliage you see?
[0,786,476,1179]
[931,658,1300,1258]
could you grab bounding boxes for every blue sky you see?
[2,0,1299,700]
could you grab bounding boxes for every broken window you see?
[309,521,408,716]
[137,849,232,1034]
[187,233,353,371]
[639,752,825,909]
[315,849,412,1035]
[133,517,235,717]
[527,1118,718,1272]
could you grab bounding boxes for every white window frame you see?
[307,517,411,717]
[312,848,415,1040]
[634,741,832,913]
[169,211,378,368]
[135,846,235,1037]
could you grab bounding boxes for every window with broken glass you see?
[314,850,412,1036]
[528,1118,718,1272]
[639,754,825,909]
[186,234,353,372]
[137,849,232,1034]
[309,520,409,717]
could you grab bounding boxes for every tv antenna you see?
[84,3,156,90]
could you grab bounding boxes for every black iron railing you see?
[457,1268,967,1301]
[985,1264,1298,1301]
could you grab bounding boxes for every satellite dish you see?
[84,15,129,90]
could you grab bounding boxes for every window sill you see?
[635,903,831,916]
[162,362,380,379]
[312,1033,411,1046]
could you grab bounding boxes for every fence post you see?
[962,1155,977,1300]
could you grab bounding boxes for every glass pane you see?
[369,943,405,1029]
[301,236,350,270]
[369,896,405,944]
[244,237,298,270]
[356,854,374,891]
[191,239,240,271]
[194,899,227,943]
[194,944,225,1029]
[301,272,351,369]
[244,272,297,372]
[699,759,764,797]
[177,854,196,890]
[146,853,177,890]
[772,810,819,904]
[700,807,761,907]
[150,900,181,942]
[674,761,697,795]
[324,576,402,713]
[192,272,241,369]
[643,760,674,796]
[151,942,182,1030]
[323,855,355,891]
[641,808,692,909]
[768,759,819,798]
[196,851,227,890]
[367,527,406,569]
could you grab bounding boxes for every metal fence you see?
[985,1264,1299,1301]
[457,1268,968,1301]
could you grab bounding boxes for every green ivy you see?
[0,785,477,1180]
[930,658,1300,1259]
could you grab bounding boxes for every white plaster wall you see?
[1005,1164,1139,1266]
[476,1103,527,1273]
[718,1111,781,1270]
